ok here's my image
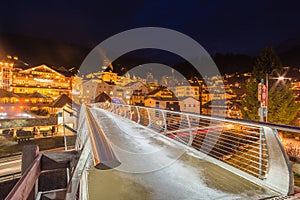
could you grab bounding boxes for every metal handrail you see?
[83,105,121,169]
[64,104,121,199]
[103,102,300,133]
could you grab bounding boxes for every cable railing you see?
[95,102,294,195]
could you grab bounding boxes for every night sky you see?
[0,0,300,55]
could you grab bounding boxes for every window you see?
[189,104,191,107]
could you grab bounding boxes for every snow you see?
[88,107,278,199]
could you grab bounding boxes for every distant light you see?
[278,76,285,81]
[72,90,80,95]
[0,112,7,116]
[34,78,53,83]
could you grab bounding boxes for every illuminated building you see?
[145,86,180,111]
[122,81,147,104]
[179,97,200,113]
[11,64,72,98]
[0,89,52,117]
[174,84,199,98]
[0,61,14,91]
[130,89,145,105]
[80,79,115,103]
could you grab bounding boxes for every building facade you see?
[11,64,72,98]
[0,61,14,91]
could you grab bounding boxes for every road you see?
[0,155,21,177]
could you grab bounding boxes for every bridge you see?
[5,103,297,199]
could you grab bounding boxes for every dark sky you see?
[0,0,300,55]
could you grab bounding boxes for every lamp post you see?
[259,73,291,122]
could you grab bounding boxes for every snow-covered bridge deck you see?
[87,108,278,199]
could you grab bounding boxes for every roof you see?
[0,89,19,98]
[178,96,199,101]
[124,81,144,88]
[95,92,111,103]
[22,64,67,77]
[49,94,73,108]
[145,96,179,101]
[147,86,174,96]
[147,88,161,96]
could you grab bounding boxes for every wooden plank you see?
[5,155,42,200]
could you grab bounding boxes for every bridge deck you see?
[88,108,278,200]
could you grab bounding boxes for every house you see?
[144,86,180,111]
[122,81,147,104]
[179,97,200,113]
[130,89,145,106]
[174,83,199,98]
[95,92,111,103]
[49,94,78,132]
[81,79,115,103]
[146,86,174,98]
[144,97,180,111]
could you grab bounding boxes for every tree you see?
[268,82,299,124]
[241,78,260,121]
[241,47,299,124]
[252,47,282,81]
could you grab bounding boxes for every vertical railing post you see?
[124,105,128,118]
[259,128,263,177]
[146,108,151,126]
[186,115,193,146]
[110,103,114,113]
[137,107,140,124]
[129,105,132,120]
[116,105,119,115]
[162,110,167,135]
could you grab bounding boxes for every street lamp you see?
[259,73,291,122]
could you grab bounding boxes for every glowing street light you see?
[259,72,291,122]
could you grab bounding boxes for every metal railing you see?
[4,103,120,200]
[95,102,294,195]
[66,104,121,199]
